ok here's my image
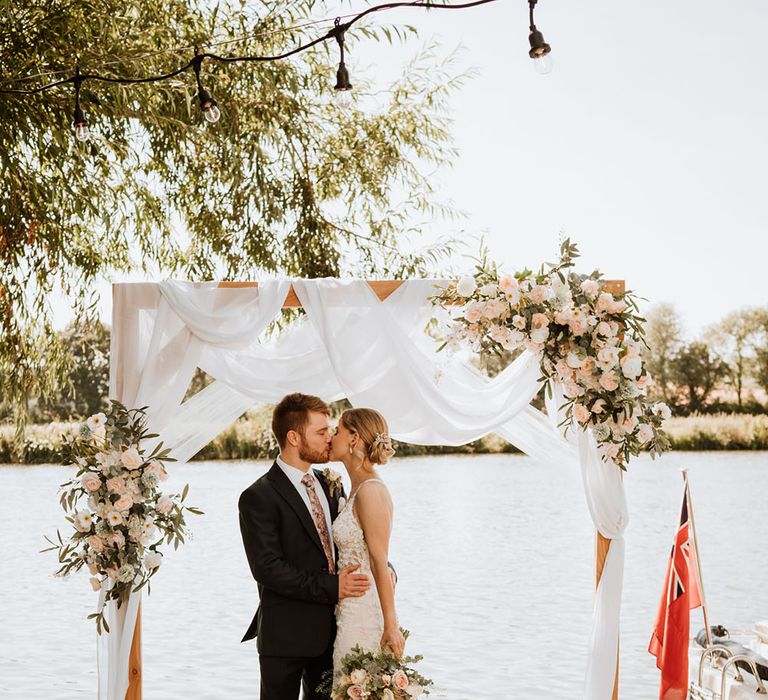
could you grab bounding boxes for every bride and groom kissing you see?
[239,393,404,700]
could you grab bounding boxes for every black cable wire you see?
[0,0,501,96]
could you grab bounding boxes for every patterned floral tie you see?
[301,473,336,574]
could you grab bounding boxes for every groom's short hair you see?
[272,393,330,448]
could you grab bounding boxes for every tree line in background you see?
[2,302,768,424]
[645,304,768,414]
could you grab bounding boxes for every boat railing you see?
[719,655,768,697]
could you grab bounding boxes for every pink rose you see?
[512,314,526,330]
[145,461,168,481]
[105,531,125,549]
[498,274,519,295]
[610,299,627,314]
[392,670,409,690]
[115,494,134,512]
[120,447,142,470]
[156,496,174,514]
[554,309,572,325]
[81,473,102,492]
[106,476,127,495]
[347,686,363,699]
[531,312,549,330]
[582,356,596,374]
[573,403,591,424]
[529,285,548,303]
[599,371,619,392]
[464,301,484,323]
[87,535,105,553]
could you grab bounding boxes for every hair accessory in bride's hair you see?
[372,432,389,448]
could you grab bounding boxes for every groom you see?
[239,393,371,700]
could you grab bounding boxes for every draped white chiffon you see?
[104,279,628,700]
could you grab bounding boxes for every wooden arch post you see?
[124,278,625,700]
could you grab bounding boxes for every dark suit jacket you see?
[239,462,344,657]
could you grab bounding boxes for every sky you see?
[53,0,768,337]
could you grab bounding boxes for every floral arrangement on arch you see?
[43,400,202,633]
[321,636,433,699]
[431,239,672,468]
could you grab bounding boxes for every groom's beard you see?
[298,441,330,465]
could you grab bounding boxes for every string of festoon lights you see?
[0,0,552,143]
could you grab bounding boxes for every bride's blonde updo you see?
[340,408,396,468]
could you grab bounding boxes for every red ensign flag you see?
[648,491,702,700]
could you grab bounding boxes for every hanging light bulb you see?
[192,50,221,123]
[332,18,353,108]
[528,0,553,75]
[198,88,221,123]
[72,71,90,142]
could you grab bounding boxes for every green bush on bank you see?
[1,413,767,465]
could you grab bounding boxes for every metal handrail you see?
[720,655,768,697]
[699,644,736,687]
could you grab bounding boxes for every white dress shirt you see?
[276,455,335,558]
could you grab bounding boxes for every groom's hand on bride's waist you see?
[338,564,371,599]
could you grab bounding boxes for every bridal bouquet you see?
[431,239,672,468]
[327,637,433,699]
[43,400,202,633]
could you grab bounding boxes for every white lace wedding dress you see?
[332,479,386,674]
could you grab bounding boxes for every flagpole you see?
[681,468,712,647]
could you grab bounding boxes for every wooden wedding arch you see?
[120,278,625,700]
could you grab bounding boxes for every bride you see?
[329,407,405,674]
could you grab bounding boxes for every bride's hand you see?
[381,625,405,658]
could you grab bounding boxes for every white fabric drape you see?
[105,278,627,700]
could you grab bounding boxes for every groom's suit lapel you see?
[266,462,325,556]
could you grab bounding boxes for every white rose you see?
[350,669,367,685]
[530,327,549,344]
[597,347,620,369]
[638,423,654,444]
[456,276,477,297]
[479,283,498,297]
[566,351,585,369]
[121,447,142,470]
[383,690,395,700]
[620,355,642,379]
[580,279,600,298]
[144,551,163,570]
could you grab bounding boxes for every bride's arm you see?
[356,484,406,657]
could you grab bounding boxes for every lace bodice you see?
[332,478,386,674]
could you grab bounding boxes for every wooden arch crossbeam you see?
[125,277,625,700]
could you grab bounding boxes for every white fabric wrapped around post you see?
[547,387,628,700]
[106,278,628,700]
[103,280,290,700]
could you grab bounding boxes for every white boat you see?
[688,622,768,699]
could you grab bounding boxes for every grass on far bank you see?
[1,413,767,465]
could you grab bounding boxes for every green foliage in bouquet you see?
[319,631,433,699]
[42,400,202,633]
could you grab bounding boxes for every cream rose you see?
[530,312,549,330]
[529,285,550,303]
[106,476,127,495]
[106,531,126,549]
[512,314,526,330]
[350,669,367,685]
[596,292,615,313]
[479,283,498,297]
[144,551,163,570]
[87,535,105,553]
[383,690,395,700]
[456,276,477,297]
[81,473,102,492]
[145,461,168,481]
[591,398,607,415]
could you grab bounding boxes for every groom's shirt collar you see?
[276,455,334,555]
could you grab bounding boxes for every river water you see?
[1,452,766,699]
